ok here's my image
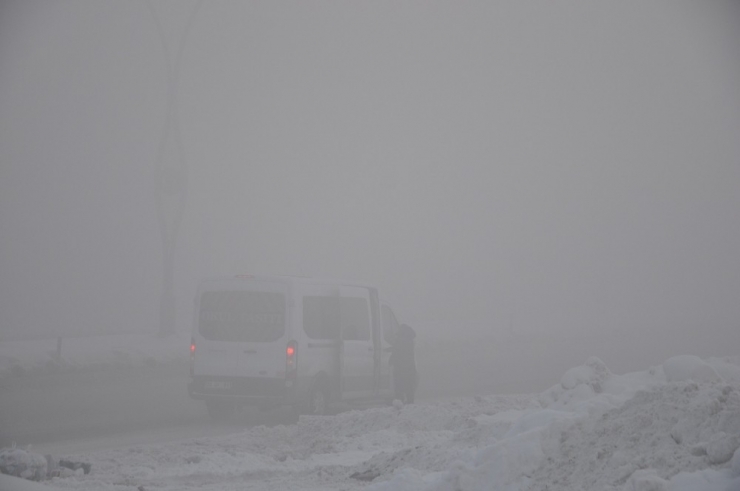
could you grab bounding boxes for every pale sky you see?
[1,1,739,364]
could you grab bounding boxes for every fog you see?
[1,0,739,374]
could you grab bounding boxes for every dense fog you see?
[1,0,740,378]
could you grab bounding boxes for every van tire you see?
[206,400,235,421]
[307,385,330,415]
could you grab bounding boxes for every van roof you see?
[197,274,376,290]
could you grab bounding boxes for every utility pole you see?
[148,1,202,336]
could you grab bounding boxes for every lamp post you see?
[147,0,203,336]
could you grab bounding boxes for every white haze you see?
[1,0,739,377]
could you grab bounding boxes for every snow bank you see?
[10,354,740,491]
[663,355,722,383]
[0,447,48,481]
[371,356,740,491]
[529,380,740,490]
[0,473,64,491]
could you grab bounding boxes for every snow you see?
[0,447,48,481]
[1,335,739,490]
[0,473,65,491]
[663,355,723,384]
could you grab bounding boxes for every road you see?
[3,330,738,460]
[0,337,595,456]
[0,361,472,456]
[0,362,298,455]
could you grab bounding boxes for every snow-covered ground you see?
[2,334,739,490]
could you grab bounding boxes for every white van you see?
[187,275,403,418]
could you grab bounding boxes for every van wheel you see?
[307,386,329,415]
[206,400,235,421]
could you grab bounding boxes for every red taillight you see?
[189,337,196,376]
[286,341,297,382]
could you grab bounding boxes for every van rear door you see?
[196,281,288,380]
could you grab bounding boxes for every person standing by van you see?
[389,323,417,403]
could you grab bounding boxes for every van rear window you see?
[303,296,370,340]
[199,291,285,342]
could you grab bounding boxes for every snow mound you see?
[560,356,612,392]
[0,447,48,481]
[371,356,740,491]
[623,469,669,491]
[707,356,740,384]
[537,356,625,414]
[27,355,740,491]
[530,381,740,490]
[0,473,65,491]
[663,355,722,383]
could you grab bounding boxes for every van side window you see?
[303,296,370,341]
[303,297,340,340]
[340,297,370,341]
[382,305,399,344]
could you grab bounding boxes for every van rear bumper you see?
[188,376,298,406]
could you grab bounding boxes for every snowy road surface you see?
[0,363,205,449]
[2,354,740,490]
[0,361,308,455]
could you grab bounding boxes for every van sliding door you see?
[339,286,375,399]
